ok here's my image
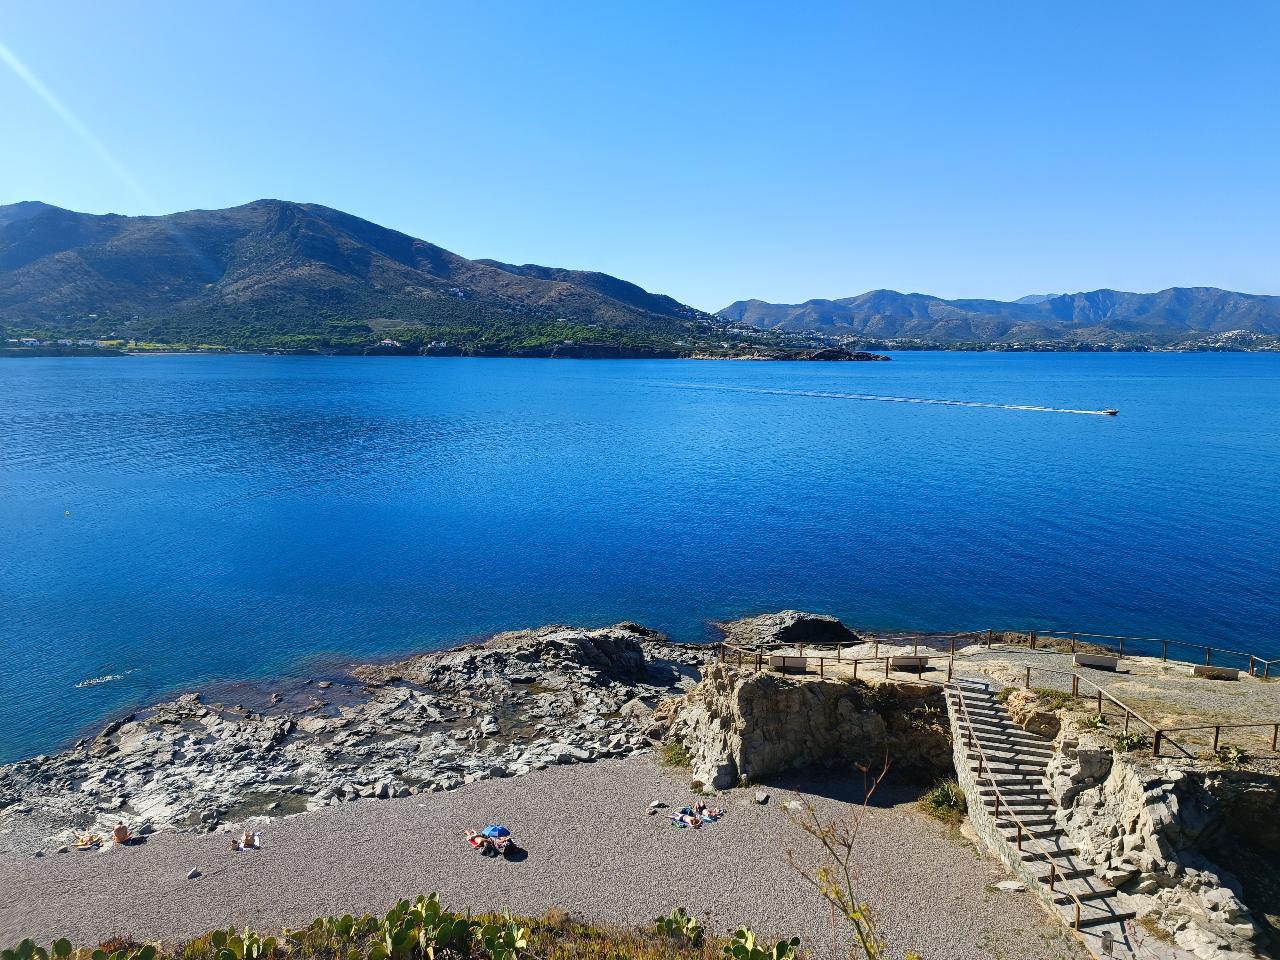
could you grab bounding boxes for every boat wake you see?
[75,669,135,688]
[643,381,1118,416]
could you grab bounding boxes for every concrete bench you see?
[1189,664,1240,681]
[768,655,809,673]
[1073,653,1119,671]
[889,655,929,672]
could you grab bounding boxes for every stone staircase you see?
[944,678,1139,957]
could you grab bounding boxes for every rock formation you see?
[0,624,711,854]
[651,670,950,790]
[716,610,860,649]
[1048,724,1277,958]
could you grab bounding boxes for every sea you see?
[2,352,1278,763]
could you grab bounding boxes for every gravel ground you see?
[0,754,1083,960]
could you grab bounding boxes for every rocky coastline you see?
[0,623,713,855]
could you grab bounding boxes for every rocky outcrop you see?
[0,624,711,854]
[717,610,860,649]
[1003,689,1063,739]
[1048,727,1274,959]
[651,663,949,790]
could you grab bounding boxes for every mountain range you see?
[2,199,1277,353]
[717,288,1280,346]
[0,200,763,356]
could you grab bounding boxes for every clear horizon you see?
[2,1,1278,312]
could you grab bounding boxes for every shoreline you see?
[0,623,715,856]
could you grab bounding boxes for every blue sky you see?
[1,1,1277,311]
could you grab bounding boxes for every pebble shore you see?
[0,754,1084,960]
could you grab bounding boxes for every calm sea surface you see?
[2,353,1279,762]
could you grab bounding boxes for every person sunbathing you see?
[230,830,262,851]
[466,829,496,854]
[467,826,516,856]
[74,831,101,849]
[694,801,725,821]
[111,822,132,845]
[670,808,702,828]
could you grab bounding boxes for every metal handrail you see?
[1152,721,1280,756]
[717,642,957,681]
[1024,629,1280,677]
[1014,664,1280,761]
[950,681,1085,930]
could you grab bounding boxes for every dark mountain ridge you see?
[719,287,1280,345]
[0,200,739,354]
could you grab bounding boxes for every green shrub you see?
[1029,688,1075,711]
[1113,731,1150,752]
[660,741,692,768]
[919,779,967,825]
[3,897,778,960]
[1214,745,1249,769]
[654,910,703,946]
[722,929,799,960]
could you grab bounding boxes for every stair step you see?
[1019,843,1080,862]
[963,717,1048,737]
[974,774,1045,789]
[991,809,1056,825]
[968,733,1054,751]
[1068,902,1137,929]
[964,723,1051,744]
[967,757,1049,773]
[1052,885,1117,905]
[983,807,1054,822]
[975,785,1052,799]
[1027,860,1094,882]
[997,822,1062,840]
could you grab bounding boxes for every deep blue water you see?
[2,353,1279,763]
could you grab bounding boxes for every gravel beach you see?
[0,754,1082,960]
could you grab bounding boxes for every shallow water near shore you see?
[2,352,1279,763]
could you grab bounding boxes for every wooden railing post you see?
[1071,633,1077,653]
[1097,689,1103,715]
[884,657,890,678]
[1206,647,1212,666]
[1030,630,1037,650]
[852,660,858,681]
[1162,640,1168,662]
[1152,730,1162,757]
[1272,725,1278,752]
[1071,675,1079,698]
[1213,726,1221,752]
[1119,636,1125,657]
[1024,666,1031,689]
